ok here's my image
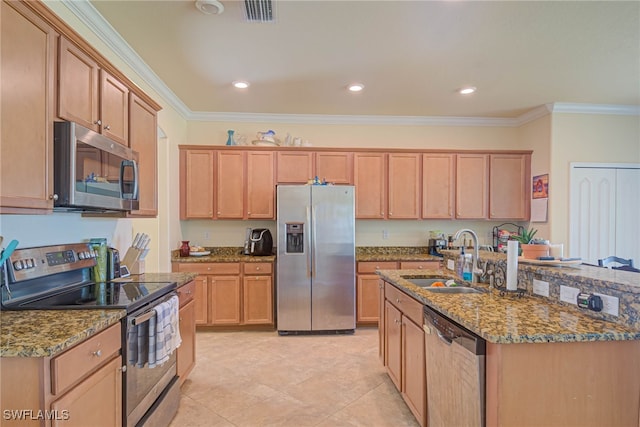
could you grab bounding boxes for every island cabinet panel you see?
[315,152,353,184]
[1,0,56,212]
[402,315,426,426]
[422,153,456,219]
[385,301,402,389]
[378,279,386,363]
[180,149,215,219]
[485,340,640,427]
[388,153,421,219]
[354,153,387,218]
[276,151,314,183]
[489,153,530,220]
[177,280,196,384]
[455,153,488,219]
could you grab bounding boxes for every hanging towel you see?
[151,295,181,368]
[136,320,149,368]
[127,324,138,365]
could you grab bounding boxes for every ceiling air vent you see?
[244,0,274,22]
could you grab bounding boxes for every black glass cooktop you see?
[7,281,176,313]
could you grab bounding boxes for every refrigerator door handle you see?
[311,205,317,278]
[306,206,312,278]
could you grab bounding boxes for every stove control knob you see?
[13,260,23,270]
[78,252,85,260]
[25,259,34,268]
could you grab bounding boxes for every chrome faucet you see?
[452,228,482,283]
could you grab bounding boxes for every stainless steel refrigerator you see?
[276,185,355,334]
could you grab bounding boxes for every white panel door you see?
[615,168,640,264]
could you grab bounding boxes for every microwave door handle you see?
[119,159,139,200]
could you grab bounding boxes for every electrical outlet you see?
[560,285,580,305]
[203,231,211,240]
[382,230,389,240]
[594,292,619,317]
[447,259,455,270]
[532,279,549,297]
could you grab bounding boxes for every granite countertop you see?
[0,272,198,358]
[378,268,640,345]
[171,247,275,263]
[356,247,442,262]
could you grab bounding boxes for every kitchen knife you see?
[132,233,142,249]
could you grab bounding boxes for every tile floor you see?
[170,327,419,427]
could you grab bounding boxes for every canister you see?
[89,238,108,282]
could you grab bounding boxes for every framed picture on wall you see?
[532,174,549,199]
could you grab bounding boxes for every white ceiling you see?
[86,0,640,120]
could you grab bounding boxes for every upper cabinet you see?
[387,153,421,219]
[1,1,57,212]
[455,153,489,219]
[354,153,387,219]
[128,93,158,216]
[180,149,215,219]
[315,152,353,184]
[58,37,129,146]
[489,153,531,220]
[276,151,353,184]
[422,153,456,219]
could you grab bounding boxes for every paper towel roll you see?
[506,240,519,291]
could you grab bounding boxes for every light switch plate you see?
[447,259,455,270]
[532,279,550,297]
[560,285,580,305]
[594,292,619,317]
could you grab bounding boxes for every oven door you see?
[125,296,179,427]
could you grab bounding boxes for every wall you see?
[550,113,640,250]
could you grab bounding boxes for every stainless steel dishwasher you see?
[423,305,486,427]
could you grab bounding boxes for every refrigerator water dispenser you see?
[286,223,304,253]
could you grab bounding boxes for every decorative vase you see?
[180,241,190,257]
[226,130,235,146]
[521,243,550,259]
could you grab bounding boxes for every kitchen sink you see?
[403,277,486,294]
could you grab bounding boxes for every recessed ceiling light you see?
[233,81,250,89]
[459,86,477,95]
[348,83,365,92]
[195,0,224,15]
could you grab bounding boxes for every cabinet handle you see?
[396,298,400,303]
[92,349,102,357]
[217,212,221,215]
[49,194,59,201]
[418,266,423,269]
[247,211,251,215]
[256,267,260,270]
[104,124,111,130]
[94,119,102,125]
[207,267,211,271]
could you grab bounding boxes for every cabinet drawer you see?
[51,323,121,395]
[399,261,441,270]
[175,263,240,275]
[243,262,272,275]
[177,280,196,306]
[357,261,398,274]
[385,282,423,325]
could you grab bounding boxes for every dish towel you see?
[149,295,181,368]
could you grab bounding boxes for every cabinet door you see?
[378,280,386,364]
[246,151,275,219]
[210,276,241,325]
[128,93,158,216]
[100,70,128,145]
[277,151,313,183]
[177,299,196,384]
[194,275,208,325]
[456,153,488,219]
[357,275,380,323]
[489,154,530,220]
[1,1,56,211]
[316,152,353,184]
[242,275,273,325]
[58,36,100,132]
[402,317,426,426]
[354,153,386,219]
[422,153,455,219]
[388,153,421,219]
[216,151,245,219]
[180,149,215,219]
[50,356,122,427]
[385,301,402,390]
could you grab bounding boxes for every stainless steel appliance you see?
[249,228,273,256]
[428,238,447,257]
[1,243,179,427]
[276,185,355,334]
[423,305,486,427]
[107,247,121,279]
[54,121,140,212]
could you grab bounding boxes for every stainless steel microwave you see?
[53,121,139,212]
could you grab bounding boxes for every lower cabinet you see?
[0,323,123,427]
[382,281,427,427]
[172,261,274,327]
[177,281,196,385]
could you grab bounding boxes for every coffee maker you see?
[428,238,447,257]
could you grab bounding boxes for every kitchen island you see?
[377,263,640,427]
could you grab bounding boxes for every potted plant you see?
[512,228,550,259]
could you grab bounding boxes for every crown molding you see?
[61,1,639,127]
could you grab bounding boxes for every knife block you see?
[130,259,145,275]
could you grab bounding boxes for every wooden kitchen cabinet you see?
[276,151,353,185]
[192,275,208,325]
[216,151,245,218]
[276,151,314,183]
[177,281,196,384]
[210,275,241,325]
[388,153,421,219]
[58,37,129,145]
[489,153,530,220]
[354,153,387,218]
[243,277,273,325]
[385,301,402,389]
[456,153,488,219]
[316,152,353,184]
[128,93,158,217]
[356,261,398,325]
[399,261,441,270]
[246,151,275,219]
[378,279,386,363]
[422,153,456,219]
[180,149,215,219]
[1,0,57,212]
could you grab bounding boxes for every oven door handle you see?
[131,309,155,326]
